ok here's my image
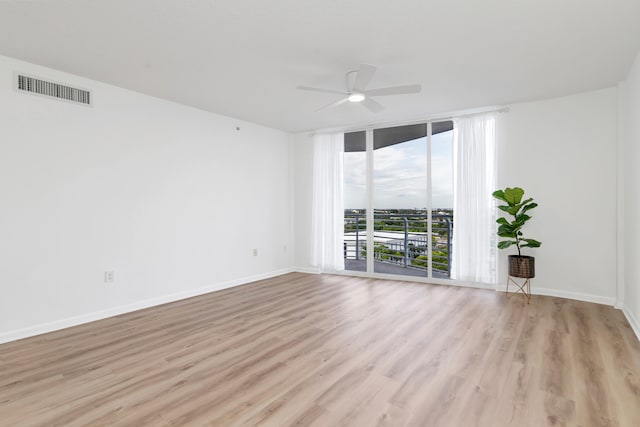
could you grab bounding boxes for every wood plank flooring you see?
[1,273,639,426]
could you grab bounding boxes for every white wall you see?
[623,51,640,336]
[0,55,294,342]
[497,88,618,304]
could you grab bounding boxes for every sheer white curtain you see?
[451,114,497,284]
[310,132,345,271]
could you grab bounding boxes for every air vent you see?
[16,74,91,105]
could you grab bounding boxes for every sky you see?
[344,130,453,209]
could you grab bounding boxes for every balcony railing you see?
[344,212,453,278]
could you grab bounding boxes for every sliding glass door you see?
[373,124,428,276]
[343,134,367,272]
[343,121,453,279]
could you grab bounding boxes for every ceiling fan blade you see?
[361,97,384,113]
[364,84,422,96]
[353,64,377,92]
[297,86,347,96]
[316,97,350,112]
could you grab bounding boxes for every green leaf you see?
[507,206,520,215]
[497,240,516,249]
[521,239,541,248]
[521,202,538,214]
[498,205,511,213]
[504,187,524,205]
[497,224,518,234]
[492,190,507,202]
[496,217,509,225]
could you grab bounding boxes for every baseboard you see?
[329,269,496,290]
[495,284,615,306]
[306,270,612,305]
[293,266,321,274]
[0,267,295,345]
[623,305,640,342]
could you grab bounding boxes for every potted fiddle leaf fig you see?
[492,187,541,278]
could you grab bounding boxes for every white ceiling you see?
[0,0,639,133]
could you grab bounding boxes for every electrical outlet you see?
[252,248,258,256]
[104,271,114,283]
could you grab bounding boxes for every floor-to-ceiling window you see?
[343,121,453,279]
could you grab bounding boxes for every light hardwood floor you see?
[1,273,639,426]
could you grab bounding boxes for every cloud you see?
[344,132,453,209]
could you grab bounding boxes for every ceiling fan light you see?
[348,93,365,103]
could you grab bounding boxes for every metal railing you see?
[344,212,453,277]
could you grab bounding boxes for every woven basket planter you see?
[508,255,535,278]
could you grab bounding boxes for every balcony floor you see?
[345,259,449,279]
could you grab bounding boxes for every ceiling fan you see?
[296,64,421,113]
